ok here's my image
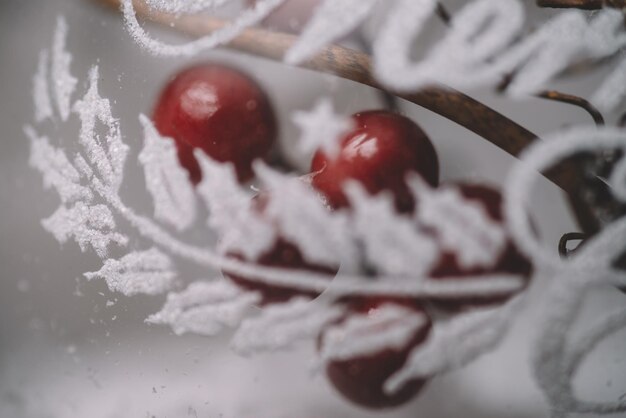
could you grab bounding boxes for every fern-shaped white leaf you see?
[410,176,506,270]
[138,115,196,231]
[232,298,345,356]
[41,202,128,258]
[345,183,438,277]
[84,248,176,296]
[33,50,53,123]
[285,0,379,64]
[147,280,261,336]
[51,16,77,121]
[26,126,92,204]
[73,66,129,193]
[255,163,357,271]
[319,304,429,362]
[196,153,276,259]
[385,298,522,394]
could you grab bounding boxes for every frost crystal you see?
[138,115,196,231]
[41,202,128,258]
[255,163,357,270]
[26,126,93,204]
[292,98,354,159]
[196,153,276,259]
[84,248,176,296]
[232,298,345,355]
[319,304,428,362]
[147,280,261,336]
[73,66,129,194]
[411,177,506,269]
[143,0,231,14]
[33,50,53,123]
[51,16,77,121]
[284,0,379,64]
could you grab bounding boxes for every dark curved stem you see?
[537,0,626,9]
[537,91,605,126]
[558,232,587,257]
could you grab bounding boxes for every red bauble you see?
[153,63,277,184]
[310,110,439,213]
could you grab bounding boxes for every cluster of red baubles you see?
[152,63,533,410]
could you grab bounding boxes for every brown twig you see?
[96,0,601,233]
[537,91,605,126]
[537,0,626,9]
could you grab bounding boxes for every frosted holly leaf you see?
[26,125,93,204]
[292,98,354,159]
[138,115,196,231]
[409,176,506,270]
[254,162,357,271]
[73,66,129,194]
[41,202,128,258]
[196,153,276,259]
[385,298,522,394]
[319,304,428,363]
[84,248,176,296]
[121,0,287,56]
[345,183,438,277]
[284,0,379,65]
[147,280,261,336]
[33,50,53,123]
[51,16,77,121]
[232,298,345,356]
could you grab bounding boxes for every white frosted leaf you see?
[121,0,287,56]
[84,248,176,296]
[138,115,196,231]
[51,16,77,121]
[284,0,379,64]
[196,153,276,259]
[385,297,522,394]
[319,304,428,362]
[147,280,261,336]
[345,183,438,277]
[26,126,92,204]
[232,298,344,355]
[73,66,129,193]
[255,163,357,271]
[33,49,53,123]
[410,177,506,270]
[292,98,354,159]
[41,202,128,258]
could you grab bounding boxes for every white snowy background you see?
[0,1,625,417]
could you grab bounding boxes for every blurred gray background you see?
[0,1,625,417]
